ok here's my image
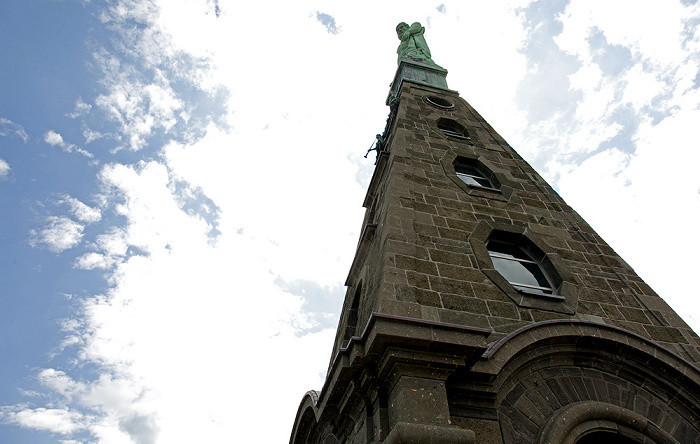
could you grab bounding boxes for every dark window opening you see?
[487,240,554,296]
[576,431,640,444]
[437,118,470,140]
[343,283,362,346]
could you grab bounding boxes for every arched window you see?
[487,239,554,296]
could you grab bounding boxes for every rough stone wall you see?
[345,80,699,365]
[295,78,700,444]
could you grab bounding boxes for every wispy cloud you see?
[0,117,28,142]
[87,0,227,152]
[504,0,700,332]
[43,130,94,158]
[58,195,102,224]
[83,126,106,144]
[67,97,92,119]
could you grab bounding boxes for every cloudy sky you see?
[1,0,698,442]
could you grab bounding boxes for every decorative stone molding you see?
[538,401,679,444]
[384,422,475,444]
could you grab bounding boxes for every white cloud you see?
[0,157,9,178]
[38,369,83,400]
[51,155,338,441]
[59,195,102,224]
[44,130,67,147]
[0,117,28,142]
[67,97,93,119]
[555,0,689,67]
[30,216,85,253]
[44,130,94,158]
[2,407,87,435]
[74,252,113,270]
[94,70,184,150]
[7,1,700,443]
[530,0,700,334]
[83,127,105,144]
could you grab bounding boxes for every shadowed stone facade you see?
[290,60,700,444]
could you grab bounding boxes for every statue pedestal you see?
[387,59,450,104]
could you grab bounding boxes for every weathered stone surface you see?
[290,67,700,444]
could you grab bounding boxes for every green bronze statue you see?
[396,22,437,65]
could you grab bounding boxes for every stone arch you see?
[290,391,321,444]
[475,320,700,444]
[537,401,679,444]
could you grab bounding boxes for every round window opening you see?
[425,96,455,109]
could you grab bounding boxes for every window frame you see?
[436,118,470,141]
[487,239,555,296]
[441,152,512,201]
[468,221,579,314]
[454,163,499,191]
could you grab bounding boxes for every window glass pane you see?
[472,176,492,187]
[491,256,552,291]
[454,165,481,177]
[488,241,531,261]
[457,173,488,187]
[439,125,469,139]
[455,165,491,188]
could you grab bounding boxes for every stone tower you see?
[290,31,700,443]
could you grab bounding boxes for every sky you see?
[0,0,699,442]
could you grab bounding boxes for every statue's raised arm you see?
[396,21,437,66]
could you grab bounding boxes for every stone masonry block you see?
[471,282,511,302]
[414,222,440,238]
[644,325,689,344]
[577,301,607,318]
[388,377,451,427]
[471,203,509,219]
[388,240,430,260]
[429,275,469,295]
[486,301,519,319]
[394,254,439,276]
[440,294,490,314]
[445,217,477,232]
[618,307,651,324]
[395,285,442,308]
[413,201,439,215]
[429,248,472,267]
[437,226,471,242]
[438,309,490,328]
[431,215,448,227]
[406,271,431,290]
[436,263,487,284]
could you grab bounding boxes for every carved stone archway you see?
[537,401,678,444]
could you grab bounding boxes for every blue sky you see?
[1,0,699,442]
